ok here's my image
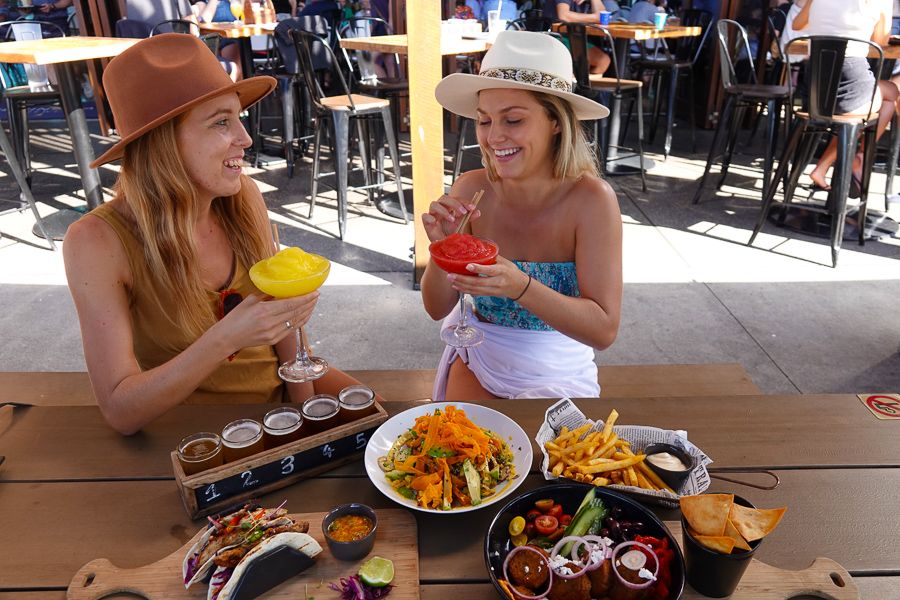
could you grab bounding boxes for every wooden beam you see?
[406,1,443,285]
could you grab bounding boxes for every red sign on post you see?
[857,394,900,420]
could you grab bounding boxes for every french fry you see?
[626,466,638,487]
[551,460,565,477]
[592,476,610,486]
[636,460,673,492]
[554,423,591,444]
[575,454,645,474]
[635,470,656,490]
[600,409,619,442]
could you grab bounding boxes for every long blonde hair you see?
[481,90,599,181]
[117,118,273,338]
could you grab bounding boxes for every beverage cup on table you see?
[221,418,264,462]
[487,9,505,33]
[599,10,611,26]
[177,432,224,475]
[338,384,377,424]
[10,22,51,91]
[653,11,668,30]
[263,406,306,449]
[302,394,341,434]
[681,495,761,597]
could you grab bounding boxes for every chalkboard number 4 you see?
[322,443,334,459]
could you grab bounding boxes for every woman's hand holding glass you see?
[447,256,530,300]
[421,193,482,242]
[214,293,318,355]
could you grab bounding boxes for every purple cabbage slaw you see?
[329,575,394,600]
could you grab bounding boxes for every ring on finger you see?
[284,320,292,330]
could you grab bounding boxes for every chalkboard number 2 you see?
[281,455,294,475]
[204,483,221,502]
[241,470,259,488]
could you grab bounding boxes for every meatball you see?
[547,563,591,600]
[589,559,613,597]
[507,547,550,590]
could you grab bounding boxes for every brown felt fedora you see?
[91,33,276,167]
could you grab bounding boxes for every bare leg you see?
[445,356,501,401]
[221,43,243,81]
[589,46,611,75]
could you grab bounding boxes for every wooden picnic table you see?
[0,381,896,597]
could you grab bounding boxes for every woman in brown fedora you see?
[63,34,360,434]
[423,31,623,401]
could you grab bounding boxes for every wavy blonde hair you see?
[481,90,599,182]
[116,117,274,339]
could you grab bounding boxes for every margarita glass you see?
[429,233,499,348]
[250,247,331,382]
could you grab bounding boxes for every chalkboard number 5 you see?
[355,432,367,449]
[322,443,334,459]
[281,455,295,475]
[204,483,221,502]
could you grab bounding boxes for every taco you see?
[183,504,310,588]
[208,532,323,600]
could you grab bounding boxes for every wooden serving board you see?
[665,521,859,599]
[67,510,418,600]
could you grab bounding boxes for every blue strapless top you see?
[473,261,579,331]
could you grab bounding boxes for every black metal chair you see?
[114,17,152,38]
[200,32,222,55]
[748,35,883,267]
[274,16,333,177]
[632,9,713,158]
[506,14,554,32]
[693,19,789,205]
[567,23,646,190]
[149,19,198,35]
[290,28,408,239]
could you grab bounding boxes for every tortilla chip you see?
[680,494,733,536]
[695,535,736,554]
[724,518,752,551]
[729,503,786,542]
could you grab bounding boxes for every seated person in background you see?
[544,0,612,74]
[466,0,519,26]
[628,0,664,23]
[126,0,191,28]
[33,0,73,34]
[196,0,245,81]
[64,35,366,434]
[424,31,622,400]
[299,0,339,17]
[455,0,475,20]
[793,0,898,195]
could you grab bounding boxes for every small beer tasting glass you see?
[302,394,341,434]
[221,418,264,463]
[177,431,224,476]
[338,385,377,424]
[263,406,305,449]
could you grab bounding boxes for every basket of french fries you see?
[536,398,712,507]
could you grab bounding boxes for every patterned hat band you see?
[479,67,573,94]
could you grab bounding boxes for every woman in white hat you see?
[424,30,623,401]
[63,34,365,434]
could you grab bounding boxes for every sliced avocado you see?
[384,469,408,481]
[397,486,416,500]
[463,459,482,506]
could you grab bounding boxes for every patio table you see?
[0,36,138,234]
[0,390,896,597]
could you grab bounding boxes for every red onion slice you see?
[549,536,590,580]
[610,540,660,590]
[570,536,611,572]
[502,545,553,599]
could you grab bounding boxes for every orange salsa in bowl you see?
[327,514,374,542]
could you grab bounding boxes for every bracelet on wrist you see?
[511,274,532,302]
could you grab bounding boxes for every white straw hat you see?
[435,30,609,120]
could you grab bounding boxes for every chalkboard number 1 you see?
[204,483,221,502]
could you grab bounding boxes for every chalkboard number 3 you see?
[241,470,259,488]
[204,483,221,502]
[281,455,294,475]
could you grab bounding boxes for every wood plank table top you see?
[1,469,897,591]
[198,22,277,38]
[0,394,892,481]
[339,34,490,56]
[0,36,138,65]
[786,38,900,61]
[553,22,702,40]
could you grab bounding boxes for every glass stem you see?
[295,326,310,363]
[457,293,467,328]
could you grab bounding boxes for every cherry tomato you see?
[534,515,559,536]
[510,534,528,547]
[560,514,573,527]
[508,516,526,537]
[547,503,564,519]
[534,499,555,513]
[524,522,536,538]
[525,509,542,522]
[545,527,566,542]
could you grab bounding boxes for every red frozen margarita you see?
[429,233,499,275]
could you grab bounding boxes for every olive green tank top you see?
[89,202,283,404]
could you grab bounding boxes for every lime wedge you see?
[358,556,394,588]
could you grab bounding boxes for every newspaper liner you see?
[536,398,712,508]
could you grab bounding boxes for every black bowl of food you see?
[643,443,694,493]
[322,503,377,561]
[485,483,684,599]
